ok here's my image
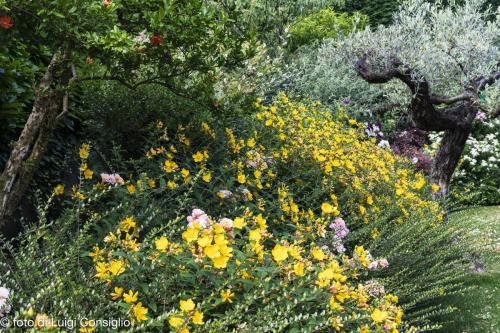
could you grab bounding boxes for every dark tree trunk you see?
[0,54,67,228]
[431,128,471,196]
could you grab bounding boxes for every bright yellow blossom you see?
[180,299,196,312]
[272,244,288,263]
[221,289,234,303]
[123,290,138,303]
[155,236,169,251]
[133,302,148,322]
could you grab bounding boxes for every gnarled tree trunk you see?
[431,128,471,196]
[354,56,498,197]
[0,54,67,228]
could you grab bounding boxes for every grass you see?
[441,206,500,333]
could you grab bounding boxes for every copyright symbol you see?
[0,317,9,328]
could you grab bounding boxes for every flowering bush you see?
[0,95,477,332]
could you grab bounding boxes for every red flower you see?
[0,16,13,29]
[150,35,164,46]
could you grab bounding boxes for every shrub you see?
[0,95,477,332]
[288,9,368,51]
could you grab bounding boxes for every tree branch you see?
[474,71,500,91]
[430,92,473,105]
[354,56,475,131]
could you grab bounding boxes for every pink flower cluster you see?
[187,209,211,228]
[367,258,389,271]
[330,218,349,238]
[330,218,349,253]
[100,173,124,185]
[246,150,273,169]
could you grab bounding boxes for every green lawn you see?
[444,206,499,333]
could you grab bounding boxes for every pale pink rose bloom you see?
[187,209,211,228]
[378,258,389,268]
[218,218,234,233]
[100,173,124,185]
[367,261,379,271]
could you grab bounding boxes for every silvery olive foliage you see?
[280,0,499,118]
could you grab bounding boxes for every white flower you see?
[0,287,9,300]
[377,140,390,149]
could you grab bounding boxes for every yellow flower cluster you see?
[169,299,204,333]
[84,95,450,331]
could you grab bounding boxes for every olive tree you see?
[0,0,253,228]
[286,0,499,196]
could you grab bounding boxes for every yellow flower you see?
[83,168,94,180]
[180,299,196,312]
[123,290,138,303]
[431,183,440,193]
[221,289,234,303]
[127,184,136,194]
[321,202,334,214]
[111,287,123,300]
[182,227,199,243]
[79,320,95,333]
[311,247,326,261]
[371,308,388,323]
[272,244,288,263]
[169,316,184,328]
[212,255,229,268]
[367,195,373,205]
[167,180,177,189]
[79,143,90,159]
[191,310,204,325]
[413,175,426,190]
[164,160,179,173]
[54,184,65,196]
[108,260,125,276]
[35,313,56,329]
[233,217,246,229]
[359,205,366,215]
[133,302,148,322]
[120,216,136,233]
[204,244,220,259]
[155,236,169,251]
[294,262,305,276]
[371,228,380,240]
[148,178,156,188]
[247,138,256,148]
[197,234,212,248]
[248,229,262,242]
[193,151,204,163]
[237,173,246,184]
[202,172,212,183]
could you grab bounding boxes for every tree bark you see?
[431,128,471,196]
[0,54,66,228]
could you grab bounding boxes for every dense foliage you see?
[288,9,368,51]
[0,96,479,332]
[0,0,497,332]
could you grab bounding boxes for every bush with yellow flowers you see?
[0,94,477,332]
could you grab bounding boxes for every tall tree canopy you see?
[0,0,254,227]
